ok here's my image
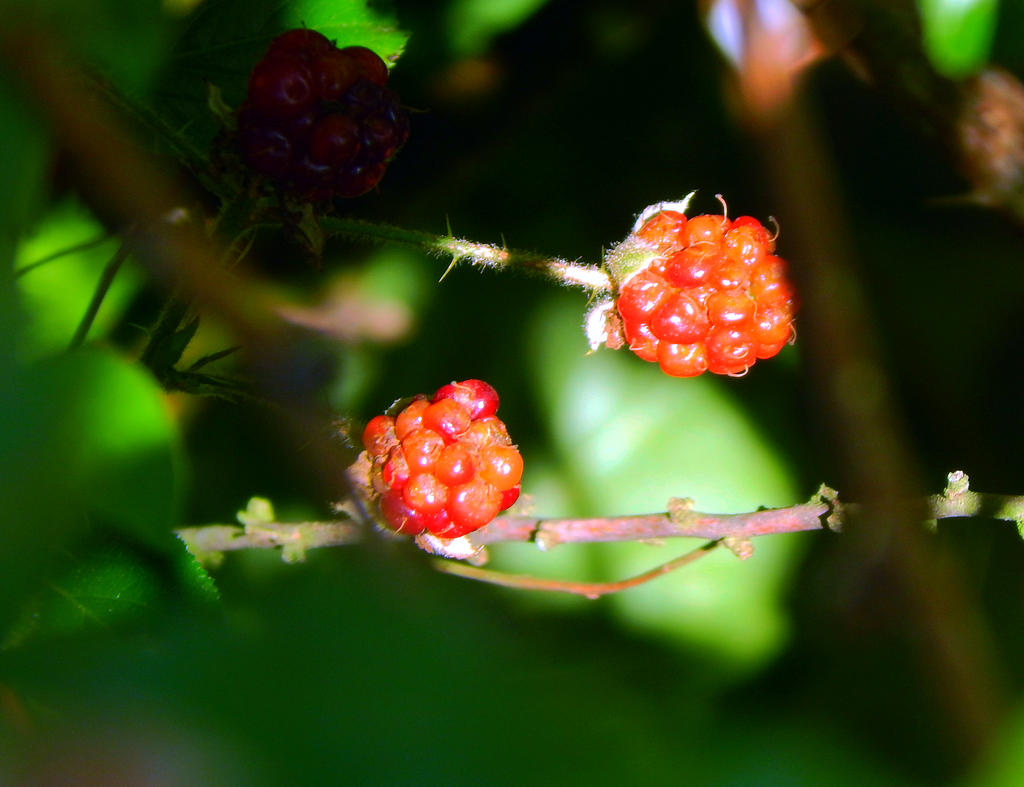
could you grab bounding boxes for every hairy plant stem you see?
[319,216,612,293]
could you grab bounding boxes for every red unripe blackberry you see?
[706,290,756,327]
[403,473,449,514]
[236,29,408,201]
[664,246,716,289]
[422,398,472,443]
[362,414,397,457]
[380,448,410,493]
[380,490,426,535]
[606,199,796,377]
[616,269,671,324]
[650,291,708,344]
[435,443,475,486]
[395,397,429,440]
[478,445,524,492]
[731,215,775,250]
[417,508,454,536]
[723,224,769,267]
[684,214,728,246]
[432,379,499,420]
[363,380,522,538]
[634,210,686,248]
[500,485,521,511]
[657,341,708,378]
[714,258,750,290]
[447,478,502,537]
[752,303,793,354]
[623,319,659,363]
[706,327,757,375]
[462,416,511,451]
[402,428,445,472]
[750,256,793,304]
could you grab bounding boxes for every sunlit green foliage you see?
[919,0,999,77]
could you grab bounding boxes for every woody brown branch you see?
[176,485,1024,558]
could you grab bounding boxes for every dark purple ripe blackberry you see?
[237,30,409,200]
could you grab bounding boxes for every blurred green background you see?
[3,0,1024,783]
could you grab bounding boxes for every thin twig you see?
[432,540,721,598]
[177,520,363,558]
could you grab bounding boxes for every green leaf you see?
[0,554,901,784]
[0,357,88,628]
[446,0,552,56]
[690,716,915,786]
[0,349,181,627]
[970,704,1024,785]
[0,554,692,783]
[918,0,999,78]
[283,0,410,54]
[173,541,220,603]
[501,294,803,674]
[0,74,50,258]
[150,316,201,373]
[14,202,140,359]
[2,543,161,648]
[153,0,409,149]
[3,534,219,649]
[59,348,184,544]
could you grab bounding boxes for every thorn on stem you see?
[439,256,460,282]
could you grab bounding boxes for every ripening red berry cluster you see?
[615,210,796,377]
[362,380,523,539]
[237,29,410,200]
